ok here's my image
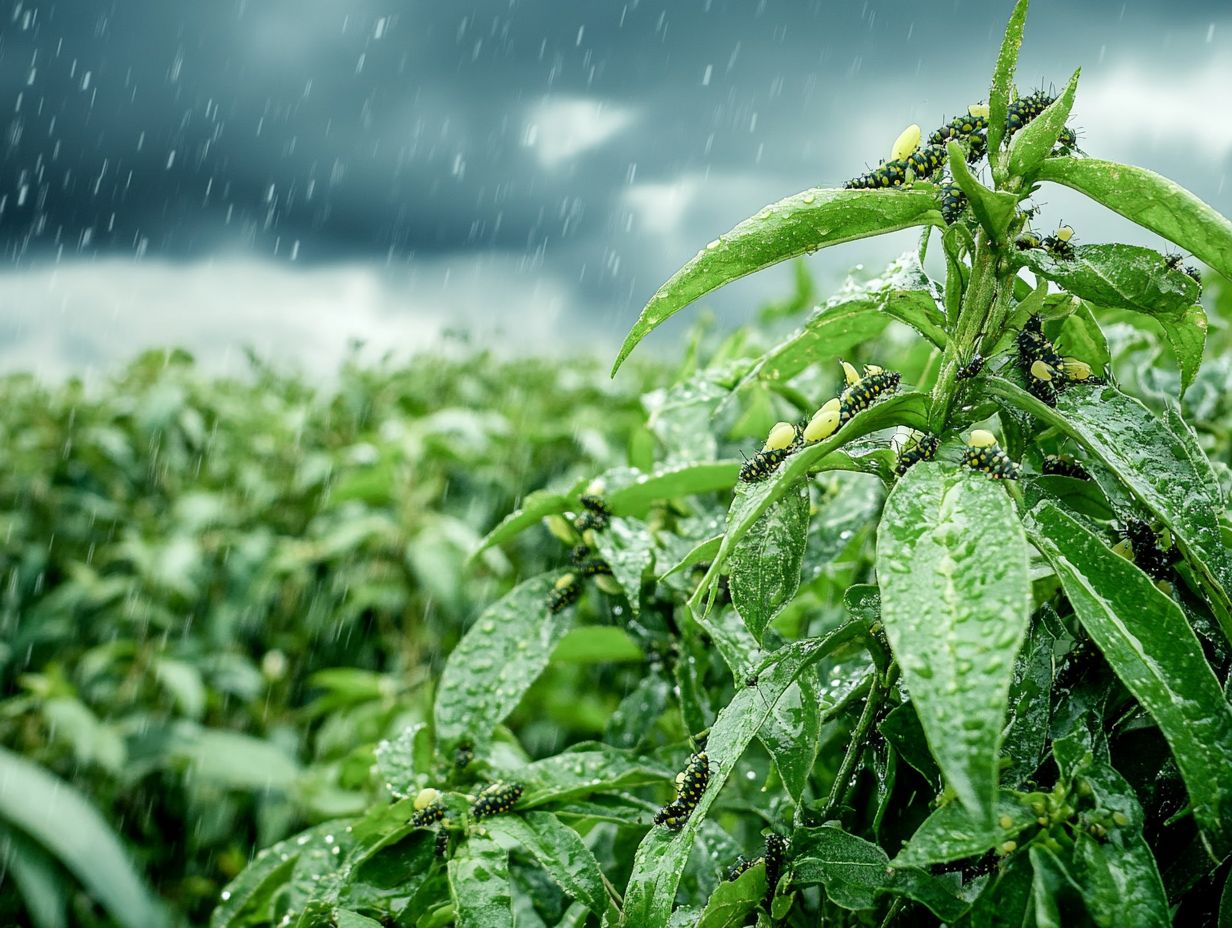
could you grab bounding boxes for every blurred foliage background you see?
[1,267,1229,927]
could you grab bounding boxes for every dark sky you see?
[2,0,1230,375]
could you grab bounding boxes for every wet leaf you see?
[987,0,1029,160]
[876,463,1031,829]
[620,626,862,927]
[730,478,809,640]
[485,813,607,915]
[1027,502,1232,856]
[612,188,941,374]
[790,824,968,920]
[449,834,513,928]
[1038,157,1232,280]
[1016,244,1199,316]
[435,573,575,749]
[696,862,765,928]
[593,517,655,615]
[1007,69,1078,181]
[989,378,1232,614]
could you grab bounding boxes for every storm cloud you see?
[1,0,1230,374]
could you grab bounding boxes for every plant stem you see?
[928,230,1000,432]
[820,672,887,821]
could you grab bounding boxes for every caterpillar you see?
[1121,519,1180,583]
[654,752,711,830]
[727,855,759,882]
[1042,225,1076,260]
[928,111,989,146]
[956,353,985,380]
[1027,375,1059,407]
[1017,315,1065,379]
[411,803,446,828]
[574,509,608,533]
[939,183,968,224]
[579,494,611,517]
[471,782,523,819]
[1015,231,1042,251]
[454,743,474,770]
[1006,90,1055,134]
[844,157,911,189]
[434,829,450,858]
[546,572,582,613]
[763,420,803,453]
[961,430,1020,480]
[570,543,592,565]
[894,434,940,476]
[739,447,790,483]
[1054,126,1081,155]
[839,368,901,423]
[905,144,947,181]
[1042,454,1090,480]
[1165,253,1203,292]
[763,833,788,907]
[577,557,612,578]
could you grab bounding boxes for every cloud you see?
[0,255,574,379]
[523,97,637,167]
[1078,57,1232,160]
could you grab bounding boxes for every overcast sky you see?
[1,0,1230,377]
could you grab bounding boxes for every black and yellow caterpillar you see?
[763,832,788,906]
[1120,519,1180,583]
[894,434,940,476]
[1042,454,1090,480]
[471,782,523,819]
[839,368,901,423]
[956,353,985,380]
[411,803,446,828]
[939,182,968,224]
[962,431,1020,480]
[654,751,711,830]
[546,573,582,613]
[738,447,790,484]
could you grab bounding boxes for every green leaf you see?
[2,828,68,928]
[211,825,341,928]
[1007,69,1078,181]
[605,674,672,749]
[1016,244,1200,316]
[449,834,513,928]
[619,626,861,927]
[736,252,943,389]
[658,534,723,581]
[472,485,584,555]
[1002,619,1054,787]
[988,0,1030,161]
[1064,759,1169,928]
[611,187,941,374]
[333,911,383,928]
[1037,157,1232,280]
[517,745,674,808]
[790,824,969,920]
[729,478,809,640]
[1028,845,1086,928]
[374,722,433,799]
[987,378,1232,616]
[893,792,1041,868]
[485,813,607,915]
[693,608,825,804]
[593,517,655,615]
[947,143,1018,239]
[692,392,930,611]
[434,573,575,748]
[1026,502,1232,856]
[697,863,766,928]
[606,462,743,514]
[1057,302,1111,374]
[0,748,167,928]
[170,725,301,791]
[876,463,1031,828]
[1162,304,1208,394]
[551,626,644,664]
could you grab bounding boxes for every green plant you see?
[0,347,660,927]
[207,2,1232,925]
